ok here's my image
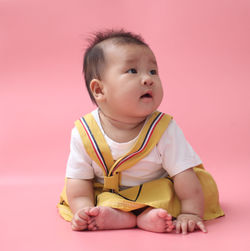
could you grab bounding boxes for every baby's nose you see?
[142,75,153,86]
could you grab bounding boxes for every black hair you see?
[83,29,148,104]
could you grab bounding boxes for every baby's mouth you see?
[140,91,153,99]
[141,93,152,98]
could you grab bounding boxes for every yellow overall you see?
[58,111,224,222]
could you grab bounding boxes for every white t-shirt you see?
[66,109,202,187]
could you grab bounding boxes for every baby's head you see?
[83,29,163,120]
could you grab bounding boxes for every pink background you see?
[1,0,249,250]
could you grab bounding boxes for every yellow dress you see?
[58,111,224,221]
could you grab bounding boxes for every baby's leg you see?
[87,206,137,230]
[137,207,174,233]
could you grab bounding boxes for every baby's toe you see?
[166,225,174,232]
[157,209,169,218]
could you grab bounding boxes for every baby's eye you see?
[150,69,157,75]
[127,68,137,74]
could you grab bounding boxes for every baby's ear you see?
[90,79,105,101]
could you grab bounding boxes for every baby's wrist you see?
[178,212,203,219]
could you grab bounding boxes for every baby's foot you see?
[137,208,174,233]
[87,206,137,231]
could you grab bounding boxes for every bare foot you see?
[137,207,174,233]
[86,206,137,231]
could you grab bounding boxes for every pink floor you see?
[1,165,250,250]
[1,0,250,250]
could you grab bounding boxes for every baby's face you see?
[99,42,163,120]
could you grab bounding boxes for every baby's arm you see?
[66,178,95,231]
[173,168,207,234]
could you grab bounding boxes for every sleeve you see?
[65,127,95,179]
[157,120,202,177]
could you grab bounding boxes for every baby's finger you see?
[71,216,88,231]
[87,217,96,225]
[78,209,91,220]
[74,214,88,227]
[196,221,207,233]
[181,220,188,234]
[175,221,181,234]
[71,221,87,231]
[188,220,196,232]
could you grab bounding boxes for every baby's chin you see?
[136,103,161,116]
[129,109,158,120]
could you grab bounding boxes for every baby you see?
[58,29,224,234]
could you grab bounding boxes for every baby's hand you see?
[175,213,207,234]
[71,207,92,231]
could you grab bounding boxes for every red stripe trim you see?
[112,113,164,173]
[79,119,108,175]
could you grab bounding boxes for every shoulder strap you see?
[75,113,114,176]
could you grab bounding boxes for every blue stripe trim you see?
[80,117,108,174]
[112,112,163,173]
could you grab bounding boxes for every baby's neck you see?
[98,109,146,143]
